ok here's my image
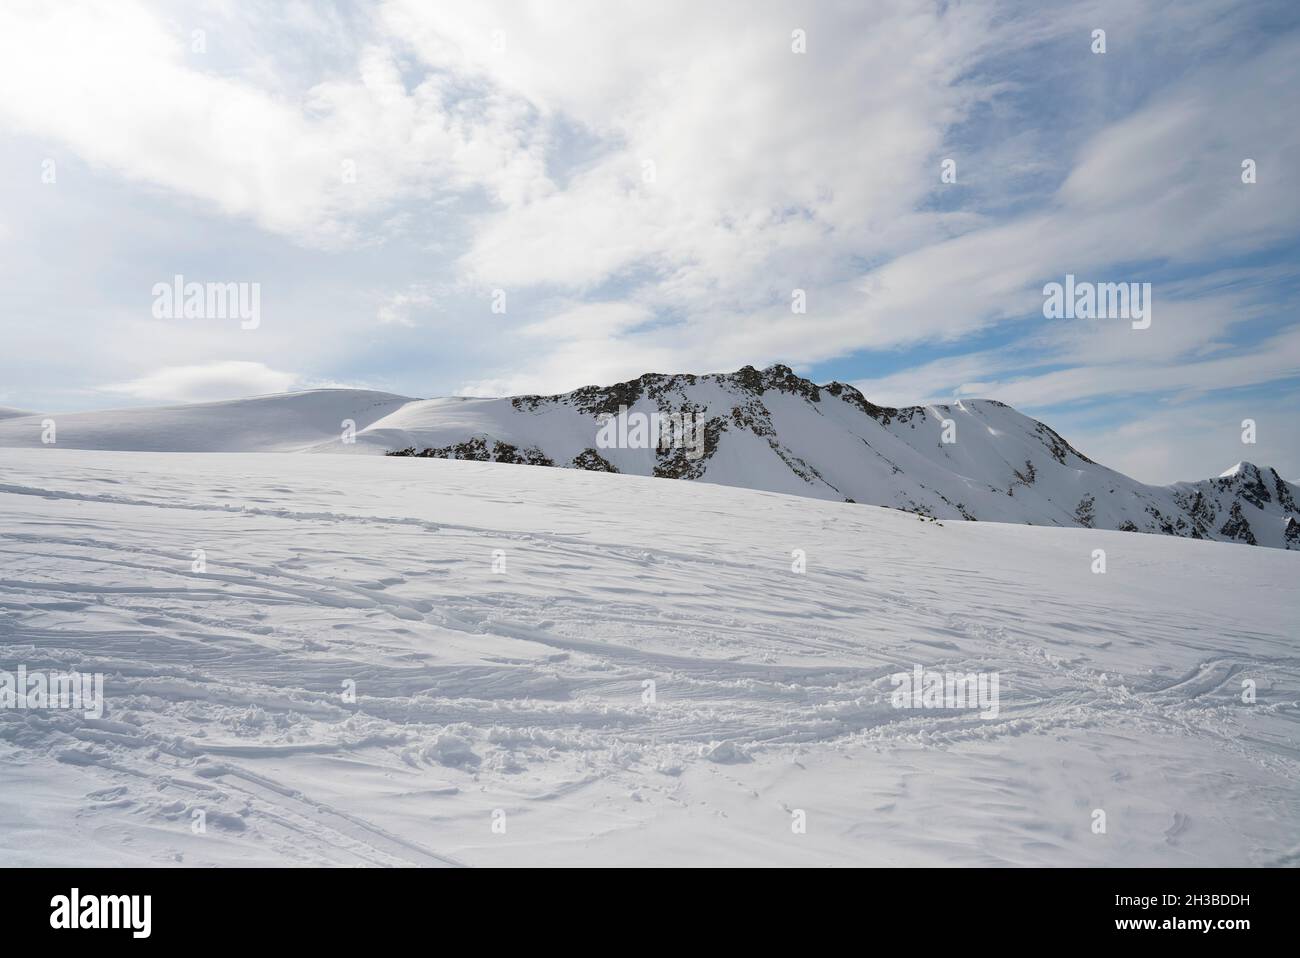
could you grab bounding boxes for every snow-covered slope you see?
[0,449,1296,866]
[3,366,1296,548]
[0,389,410,452]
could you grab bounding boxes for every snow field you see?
[0,449,1296,866]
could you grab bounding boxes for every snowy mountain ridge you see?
[2,364,1296,549]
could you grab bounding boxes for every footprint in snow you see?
[1164,811,1190,845]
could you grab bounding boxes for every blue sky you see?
[0,0,1297,483]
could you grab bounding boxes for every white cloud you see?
[405,0,1000,308]
[376,286,437,327]
[0,2,547,245]
[104,361,299,403]
[519,302,653,341]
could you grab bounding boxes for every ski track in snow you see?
[0,449,1297,866]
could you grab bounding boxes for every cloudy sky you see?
[1,0,1297,483]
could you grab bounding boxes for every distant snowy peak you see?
[1183,461,1300,548]
[1220,461,1249,477]
[1,365,1295,549]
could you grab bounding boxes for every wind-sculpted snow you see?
[0,450,1296,866]
[1,366,1297,549]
